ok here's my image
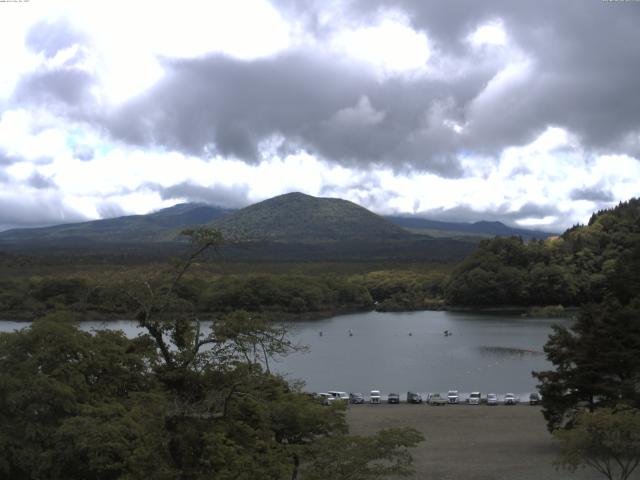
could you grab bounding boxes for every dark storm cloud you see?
[102,52,492,177]
[13,68,95,107]
[25,18,87,58]
[142,181,251,209]
[570,185,615,203]
[10,0,640,188]
[94,0,637,177]
[419,201,562,228]
[0,195,87,231]
[350,0,640,156]
[26,171,56,190]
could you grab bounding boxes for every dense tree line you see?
[445,199,640,307]
[0,270,449,320]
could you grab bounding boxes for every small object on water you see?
[319,330,323,337]
[348,329,353,336]
[408,331,412,336]
[443,330,452,336]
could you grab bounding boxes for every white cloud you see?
[331,15,431,76]
[468,19,507,47]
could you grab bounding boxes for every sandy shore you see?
[346,404,618,480]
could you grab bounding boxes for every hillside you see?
[0,203,231,245]
[212,192,409,242]
[385,216,556,240]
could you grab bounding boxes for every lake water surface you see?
[0,310,565,399]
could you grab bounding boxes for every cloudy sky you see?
[1,0,639,232]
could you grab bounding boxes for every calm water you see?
[0,311,565,398]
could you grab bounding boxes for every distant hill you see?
[0,203,232,244]
[211,192,409,242]
[385,216,556,240]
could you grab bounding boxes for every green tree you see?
[554,406,640,480]
[533,298,640,431]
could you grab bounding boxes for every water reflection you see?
[477,346,545,357]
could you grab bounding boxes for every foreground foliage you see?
[554,407,640,480]
[0,229,423,479]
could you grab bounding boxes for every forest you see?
[445,199,640,308]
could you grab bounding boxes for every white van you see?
[370,390,381,404]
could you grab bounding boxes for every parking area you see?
[346,404,606,480]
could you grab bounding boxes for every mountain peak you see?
[212,193,407,242]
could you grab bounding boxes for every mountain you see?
[385,216,556,240]
[0,203,232,245]
[211,192,409,242]
[0,193,478,262]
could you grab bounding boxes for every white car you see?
[467,392,481,405]
[447,390,459,404]
[370,390,381,404]
[504,393,519,405]
[486,393,498,405]
[317,393,335,405]
[328,391,349,402]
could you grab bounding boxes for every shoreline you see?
[0,304,578,323]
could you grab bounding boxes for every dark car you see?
[349,392,365,404]
[529,392,541,405]
[407,392,422,404]
[388,393,400,404]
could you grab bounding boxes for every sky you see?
[0,0,639,232]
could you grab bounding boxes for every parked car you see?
[504,393,518,405]
[328,391,349,402]
[427,393,447,406]
[317,393,335,406]
[529,392,541,405]
[447,390,459,404]
[486,393,498,406]
[349,392,365,404]
[407,391,423,404]
[388,392,400,404]
[370,390,381,404]
[467,392,482,405]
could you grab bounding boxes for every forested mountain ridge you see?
[211,192,409,242]
[0,203,232,244]
[386,216,556,240]
[445,198,640,307]
[0,193,557,247]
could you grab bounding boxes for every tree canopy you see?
[446,198,640,308]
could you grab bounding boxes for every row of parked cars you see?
[314,390,542,406]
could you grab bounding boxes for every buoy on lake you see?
[348,329,353,336]
[408,332,412,336]
[319,330,323,337]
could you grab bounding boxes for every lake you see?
[0,310,565,399]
